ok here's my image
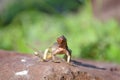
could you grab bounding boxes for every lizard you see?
[34,35,72,63]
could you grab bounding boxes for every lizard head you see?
[57,35,67,45]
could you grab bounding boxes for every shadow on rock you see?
[71,60,106,70]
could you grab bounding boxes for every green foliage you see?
[0,0,82,25]
[0,1,120,63]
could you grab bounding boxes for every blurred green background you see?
[0,0,120,63]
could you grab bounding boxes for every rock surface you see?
[0,50,120,80]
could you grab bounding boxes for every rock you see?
[0,50,120,80]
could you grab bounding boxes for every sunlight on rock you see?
[15,70,28,76]
[21,59,26,62]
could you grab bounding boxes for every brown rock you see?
[0,50,120,80]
